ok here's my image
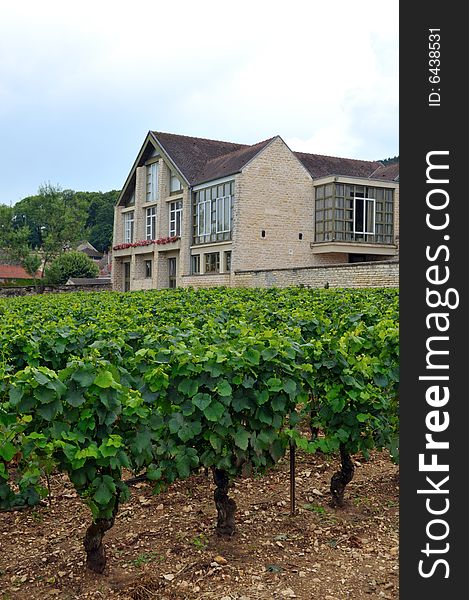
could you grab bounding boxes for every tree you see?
[13,183,89,275]
[77,190,118,253]
[3,186,116,284]
[0,204,42,287]
[45,251,99,285]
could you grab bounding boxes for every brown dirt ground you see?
[0,449,399,600]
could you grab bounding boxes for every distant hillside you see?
[379,156,399,165]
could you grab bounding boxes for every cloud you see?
[0,0,398,202]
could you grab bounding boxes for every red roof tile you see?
[0,264,39,279]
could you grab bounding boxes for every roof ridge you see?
[151,130,248,148]
[294,149,380,165]
[368,164,386,177]
[203,136,277,164]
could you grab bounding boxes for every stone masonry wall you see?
[233,259,399,288]
[0,283,112,298]
[232,137,313,272]
[181,274,232,288]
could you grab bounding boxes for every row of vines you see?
[0,287,399,573]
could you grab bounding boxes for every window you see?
[168,257,177,288]
[314,184,393,244]
[124,190,135,207]
[205,252,220,273]
[124,262,131,292]
[146,162,159,202]
[169,200,182,237]
[353,195,375,235]
[146,206,156,240]
[215,195,231,233]
[197,194,211,236]
[224,251,232,272]
[193,180,234,244]
[145,260,152,278]
[170,171,182,194]
[191,255,200,274]
[123,211,134,243]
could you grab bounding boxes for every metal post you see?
[290,440,296,515]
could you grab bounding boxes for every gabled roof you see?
[120,131,399,200]
[76,241,103,259]
[294,151,384,180]
[369,162,399,182]
[150,131,247,185]
[195,137,276,185]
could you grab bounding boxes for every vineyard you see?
[0,287,399,598]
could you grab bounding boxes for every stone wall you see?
[233,259,399,288]
[0,283,112,298]
[233,137,313,272]
[181,273,232,288]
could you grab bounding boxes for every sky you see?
[0,0,398,205]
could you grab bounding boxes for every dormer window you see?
[146,162,159,202]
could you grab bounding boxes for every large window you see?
[314,183,393,244]
[123,211,134,243]
[169,200,182,237]
[146,162,159,202]
[146,206,156,240]
[193,180,234,244]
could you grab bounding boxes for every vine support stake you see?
[289,440,296,515]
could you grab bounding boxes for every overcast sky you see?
[0,0,398,205]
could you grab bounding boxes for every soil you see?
[0,449,399,600]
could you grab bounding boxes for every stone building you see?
[112,131,399,291]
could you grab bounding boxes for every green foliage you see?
[2,186,117,283]
[45,251,99,284]
[78,190,119,252]
[0,287,399,522]
[0,204,39,281]
[14,184,89,264]
[130,551,161,567]
[21,253,42,279]
[380,156,399,165]
[192,533,209,549]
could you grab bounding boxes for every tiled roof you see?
[294,151,383,180]
[0,264,38,279]
[151,132,247,185]
[79,247,103,259]
[147,131,399,186]
[369,162,399,181]
[195,138,275,184]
